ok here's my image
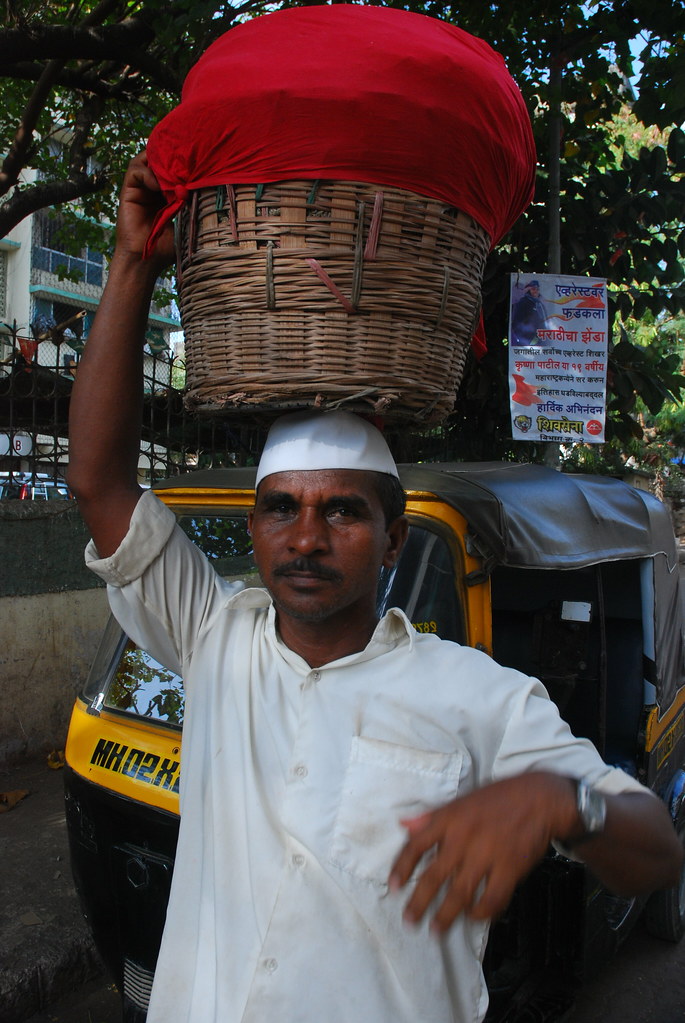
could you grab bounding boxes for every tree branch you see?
[68,93,105,179]
[0,57,67,197]
[1,55,177,97]
[0,20,156,67]
[0,2,164,202]
[0,172,108,240]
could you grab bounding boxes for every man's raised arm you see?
[67,152,176,557]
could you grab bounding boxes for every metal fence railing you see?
[0,321,266,490]
[0,319,461,495]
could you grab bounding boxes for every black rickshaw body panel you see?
[64,463,685,1022]
[64,764,178,1020]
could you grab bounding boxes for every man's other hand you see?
[388,772,573,934]
[388,770,683,936]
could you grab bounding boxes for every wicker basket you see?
[177,180,490,424]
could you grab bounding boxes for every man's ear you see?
[383,515,409,569]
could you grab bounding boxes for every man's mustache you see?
[273,557,343,582]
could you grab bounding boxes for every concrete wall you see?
[0,500,109,764]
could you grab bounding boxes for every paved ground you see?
[0,756,104,1023]
[568,921,685,1022]
[24,977,120,1023]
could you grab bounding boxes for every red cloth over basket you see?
[145,4,536,256]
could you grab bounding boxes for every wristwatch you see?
[572,778,607,845]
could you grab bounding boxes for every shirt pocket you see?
[328,735,463,888]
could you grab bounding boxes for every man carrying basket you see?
[67,150,683,1023]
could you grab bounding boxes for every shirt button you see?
[294,763,308,778]
[292,853,305,868]
[311,670,321,682]
[263,958,278,973]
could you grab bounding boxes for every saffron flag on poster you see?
[508,273,608,444]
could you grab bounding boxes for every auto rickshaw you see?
[64,462,685,1022]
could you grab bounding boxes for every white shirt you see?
[87,491,647,1023]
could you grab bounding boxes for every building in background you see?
[0,169,180,484]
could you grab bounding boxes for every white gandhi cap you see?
[255,410,399,486]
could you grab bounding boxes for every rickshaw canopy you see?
[399,462,685,713]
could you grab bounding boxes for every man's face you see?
[248,469,407,628]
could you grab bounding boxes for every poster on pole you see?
[508,273,608,444]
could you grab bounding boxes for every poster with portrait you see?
[508,273,608,444]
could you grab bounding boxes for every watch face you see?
[579,782,607,835]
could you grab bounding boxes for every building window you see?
[32,210,104,287]
[146,327,169,355]
[52,301,85,337]
[31,297,90,353]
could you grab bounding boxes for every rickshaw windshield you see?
[83,514,465,729]
[82,511,255,728]
[378,518,465,643]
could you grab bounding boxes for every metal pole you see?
[544,57,563,467]
[548,58,562,276]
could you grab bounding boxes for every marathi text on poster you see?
[508,274,608,444]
